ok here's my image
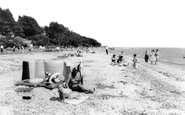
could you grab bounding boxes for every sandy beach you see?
[0,48,185,115]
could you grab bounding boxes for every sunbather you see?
[15,72,62,90]
[65,62,95,94]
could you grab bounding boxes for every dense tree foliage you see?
[17,15,43,37]
[0,7,101,47]
[0,8,15,35]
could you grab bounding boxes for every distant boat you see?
[183,55,185,59]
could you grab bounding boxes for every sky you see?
[1,0,185,47]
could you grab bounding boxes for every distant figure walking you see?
[22,45,24,53]
[155,49,159,65]
[144,51,149,62]
[150,49,156,65]
[133,54,138,69]
[29,44,33,52]
[0,45,4,53]
[106,46,108,55]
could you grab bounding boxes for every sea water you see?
[121,48,185,65]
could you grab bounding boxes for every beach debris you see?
[170,90,181,95]
[161,102,179,109]
[22,96,32,100]
[96,83,115,89]
[118,81,127,85]
[15,86,33,93]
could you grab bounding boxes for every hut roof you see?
[14,36,32,45]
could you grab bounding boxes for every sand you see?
[0,48,185,115]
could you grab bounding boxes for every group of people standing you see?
[144,49,159,65]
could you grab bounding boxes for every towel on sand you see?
[64,95,89,105]
[63,92,89,105]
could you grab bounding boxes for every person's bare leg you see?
[71,84,95,94]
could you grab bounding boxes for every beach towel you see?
[64,94,89,105]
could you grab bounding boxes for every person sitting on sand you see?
[117,55,123,63]
[110,54,117,65]
[116,55,129,66]
[133,54,138,69]
[65,61,95,94]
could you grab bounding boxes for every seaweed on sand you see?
[96,83,115,89]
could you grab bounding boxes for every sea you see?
[117,47,185,65]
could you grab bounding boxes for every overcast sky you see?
[1,0,185,47]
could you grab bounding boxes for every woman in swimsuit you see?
[66,62,95,94]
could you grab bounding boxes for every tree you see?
[0,8,15,35]
[12,23,25,37]
[17,15,42,37]
[27,34,49,46]
[45,22,65,45]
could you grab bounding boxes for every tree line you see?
[0,7,101,48]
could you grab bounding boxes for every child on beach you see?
[133,54,138,69]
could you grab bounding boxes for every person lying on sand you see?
[15,72,62,90]
[65,61,95,94]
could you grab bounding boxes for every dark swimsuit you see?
[68,71,82,89]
